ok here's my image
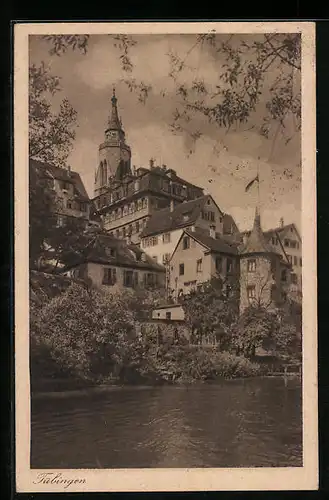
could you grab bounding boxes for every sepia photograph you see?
[14,21,317,492]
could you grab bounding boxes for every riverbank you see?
[31,372,302,400]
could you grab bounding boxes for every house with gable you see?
[168,225,240,301]
[140,194,241,267]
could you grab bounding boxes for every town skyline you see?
[29,34,301,233]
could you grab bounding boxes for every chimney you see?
[242,232,248,245]
[190,225,196,232]
[209,225,216,239]
[149,158,154,169]
[280,217,284,228]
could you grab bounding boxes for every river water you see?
[31,377,302,469]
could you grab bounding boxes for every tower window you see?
[247,259,256,272]
[247,285,256,302]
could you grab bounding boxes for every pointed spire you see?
[108,87,122,130]
[241,207,272,254]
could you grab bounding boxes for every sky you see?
[29,34,301,233]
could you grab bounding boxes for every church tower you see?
[94,89,132,197]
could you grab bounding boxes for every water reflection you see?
[31,377,302,469]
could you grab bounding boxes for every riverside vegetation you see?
[30,278,301,390]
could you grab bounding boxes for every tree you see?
[31,282,138,382]
[232,303,300,359]
[29,162,58,268]
[181,275,239,347]
[29,62,78,167]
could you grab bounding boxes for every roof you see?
[30,159,90,202]
[140,195,215,237]
[61,230,166,273]
[107,90,122,131]
[264,223,301,242]
[240,208,276,255]
[184,228,239,255]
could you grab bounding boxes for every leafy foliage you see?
[29,62,78,166]
[232,304,300,358]
[181,276,239,347]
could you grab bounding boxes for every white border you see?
[15,21,318,492]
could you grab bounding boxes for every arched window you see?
[99,161,103,185]
[103,159,107,185]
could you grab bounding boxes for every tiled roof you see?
[184,229,239,255]
[62,231,166,272]
[140,195,212,237]
[30,159,90,202]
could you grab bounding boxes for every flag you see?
[245,174,259,192]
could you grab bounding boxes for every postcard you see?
[14,21,317,492]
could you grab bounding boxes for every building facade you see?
[168,227,239,301]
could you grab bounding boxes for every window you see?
[291,241,297,249]
[67,200,72,209]
[183,236,190,250]
[102,267,117,286]
[247,285,256,302]
[271,237,276,245]
[135,221,140,233]
[162,233,171,243]
[215,256,222,272]
[299,257,302,266]
[201,210,215,222]
[293,256,298,265]
[196,259,202,273]
[281,269,287,281]
[179,263,185,275]
[166,312,172,320]
[122,227,126,237]
[163,253,171,264]
[61,181,71,191]
[128,225,132,235]
[116,229,120,238]
[291,273,298,284]
[123,270,134,287]
[284,239,290,247]
[152,256,158,263]
[247,259,256,272]
[226,258,233,274]
[80,202,87,212]
[287,255,292,264]
[144,273,157,287]
[296,242,300,249]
